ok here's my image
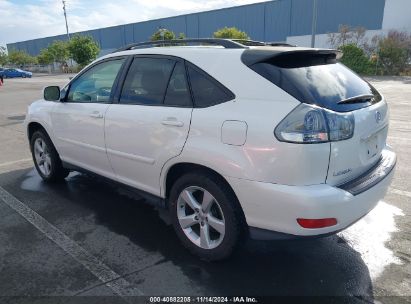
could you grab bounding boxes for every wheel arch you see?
[27,121,47,141]
[27,121,60,155]
[163,162,247,225]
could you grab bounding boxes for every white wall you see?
[286,34,330,48]
[286,28,411,49]
[382,0,411,30]
[286,30,383,49]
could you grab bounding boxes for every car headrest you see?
[141,70,166,94]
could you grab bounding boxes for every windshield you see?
[248,53,382,112]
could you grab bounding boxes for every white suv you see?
[26,39,396,260]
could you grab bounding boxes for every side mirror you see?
[43,86,60,101]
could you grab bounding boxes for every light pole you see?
[62,0,72,70]
[311,0,318,48]
[62,0,70,40]
[159,27,166,40]
[158,26,167,46]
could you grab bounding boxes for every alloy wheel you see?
[177,186,225,249]
[34,138,52,177]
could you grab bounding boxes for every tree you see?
[47,40,70,64]
[68,35,100,67]
[328,25,366,49]
[151,28,176,41]
[351,26,367,47]
[327,26,411,75]
[8,50,36,66]
[363,35,380,57]
[339,44,373,75]
[213,27,249,39]
[0,46,8,66]
[376,30,411,75]
[37,48,54,65]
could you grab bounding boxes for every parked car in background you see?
[3,68,32,78]
[25,39,396,260]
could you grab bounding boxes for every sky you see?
[0,0,268,48]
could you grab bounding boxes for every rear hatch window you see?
[244,51,382,112]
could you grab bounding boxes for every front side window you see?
[67,58,125,103]
[120,57,175,105]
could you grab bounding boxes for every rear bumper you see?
[226,147,396,238]
[337,148,396,195]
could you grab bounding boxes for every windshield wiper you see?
[337,94,374,104]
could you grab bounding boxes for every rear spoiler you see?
[241,48,342,66]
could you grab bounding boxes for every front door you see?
[51,58,126,178]
[105,56,193,195]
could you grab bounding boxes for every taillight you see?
[274,104,355,144]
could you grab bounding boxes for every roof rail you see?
[230,39,267,46]
[266,42,296,47]
[113,38,247,53]
[231,40,296,47]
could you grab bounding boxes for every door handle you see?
[89,111,103,119]
[161,118,184,127]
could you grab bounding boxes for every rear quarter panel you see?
[160,97,331,197]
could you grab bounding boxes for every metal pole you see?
[62,0,70,40]
[311,0,318,48]
[159,26,166,46]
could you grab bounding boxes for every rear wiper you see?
[337,94,374,104]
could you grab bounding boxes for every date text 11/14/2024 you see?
[149,296,258,303]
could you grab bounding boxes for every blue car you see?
[3,68,32,78]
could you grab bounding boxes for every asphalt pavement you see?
[0,75,410,303]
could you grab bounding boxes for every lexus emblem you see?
[375,111,382,124]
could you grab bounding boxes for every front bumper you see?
[226,147,396,238]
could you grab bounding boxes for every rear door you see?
[246,51,388,185]
[327,101,388,186]
[104,56,193,195]
[278,61,389,186]
[51,57,126,178]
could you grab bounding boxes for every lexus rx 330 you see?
[25,39,396,260]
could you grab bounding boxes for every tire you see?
[30,130,69,182]
[169,172,244,261]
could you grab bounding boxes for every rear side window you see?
[247,52,381,112]
[120,57,175,105]
[187,64,234,107]
[164,62,192,107]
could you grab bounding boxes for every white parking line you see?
[388,136,411,142]
[0,158,32,168]
[0,186,144,297]
[389,187,411,199]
